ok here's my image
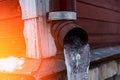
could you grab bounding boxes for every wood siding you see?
[20,0,57,58]
[0,0,25,57]
[76,0,120,48]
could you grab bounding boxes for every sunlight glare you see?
[0,56,24,72]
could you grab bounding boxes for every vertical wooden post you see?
[37,0,57,58]
[19,0,40,59]
[19,0,57,59]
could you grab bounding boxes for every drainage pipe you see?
[51,21,88,50]
[49,0,77,20]
[48,0,90,80]
[49,0,88,50]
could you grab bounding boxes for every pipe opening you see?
[51,21,88,51]
[64,28,88,46]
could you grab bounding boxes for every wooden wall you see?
[76,0,120,48]
[1,0,119,57]
[19,0,57,59]
[0,0,25,57]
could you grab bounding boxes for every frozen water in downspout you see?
[64,36,90,80]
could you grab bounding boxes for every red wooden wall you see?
[76,0,120,48]
[0,0,120,57]
[0,0,25,57]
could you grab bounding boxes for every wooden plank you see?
[19,0,40,59]
[19,0,38,19]
[0,0,21,20]
[76,2,120,23]
[34,56,65,79]
[0,37,25,48]
[36,0,57,58]
[91,46,120,63]
[15,58,41,75]
[40,71,67,80]
[118,61,120,75]
[76,19,120,48]
[37,0,50,16]
[23,17,56,59]
[88,68,99,80]
[0,73,35,80]
[77,0,120,12]
[98,61,117,80]
[20,0,57,58]
[0,18,24,37]
[24,18,40,59]
[37,17,56,58]
[89,34,120,44]
[0,1,25,58]
[0,36,25,57]
[88,34,120,48]
[76,19,120,34]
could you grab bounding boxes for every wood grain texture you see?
[0,0,21,20]
[89,68,99,80]
[36,0,57,58]
[76,19,120,34]
[0,0,25,58]
[98,61,117,80]
[76,0,120,48]
[76,2,120,23]
[19,0,38,19]
[77,0,120,12]
[23,18,40,59]
[20,0,57,58]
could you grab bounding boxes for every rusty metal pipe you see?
[49,0,88,50]
[51,21,88,50]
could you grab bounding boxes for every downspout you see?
[48,0,90,80]
[49,0,76,20]
[48,0,88,50]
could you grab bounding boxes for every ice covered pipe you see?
[48,0,90,80]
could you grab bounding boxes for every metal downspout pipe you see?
[48,0,88,50]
